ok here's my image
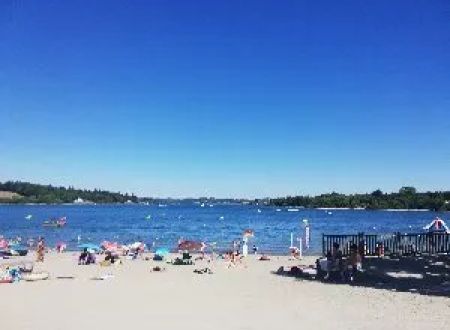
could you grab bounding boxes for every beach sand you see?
[1,252,449,330]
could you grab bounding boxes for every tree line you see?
[0,181,138,204]
[269,187,450,211]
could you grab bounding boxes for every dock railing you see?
[322,232,450,256]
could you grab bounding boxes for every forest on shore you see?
[0,181,138,204]
[269,187,450,211]
[1,181,449,211]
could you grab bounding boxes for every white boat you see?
[25,215,32,220]
[287,208,300,212]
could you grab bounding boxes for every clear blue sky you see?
[0,0,449,198]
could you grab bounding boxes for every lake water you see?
[0,204,447,254]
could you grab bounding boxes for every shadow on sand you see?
[273,255,450,298]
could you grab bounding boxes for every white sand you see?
[1,252,449,330]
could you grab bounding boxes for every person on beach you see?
[252,244,258,255]
[87,250,96,264]
[347,244,362,281]
[324,242,343,280]
[56,242,66,253]
[36,237,45,262]
[290,247,301,259]
[79,248,95,265]
[226,251,236,268]
[79,248,89,265]
[102,251,120,266]
[242,241,248,257]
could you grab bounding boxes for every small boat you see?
[287,208,300,212]
[257,209,262,213]
[276,209,282,212]
[21,271,49,282]
[145,215,152,220]
[25,215,32,220]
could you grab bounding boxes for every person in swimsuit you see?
[36,237,45,262]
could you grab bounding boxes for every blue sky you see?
[0,0,449,198]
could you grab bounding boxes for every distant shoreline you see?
[0,202,438,212]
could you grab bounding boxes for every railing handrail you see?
[322,232,450,256]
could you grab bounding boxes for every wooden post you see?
[322,234,325,256]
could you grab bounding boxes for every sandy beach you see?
[1,252,449,330]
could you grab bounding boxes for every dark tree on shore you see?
[270,186,450,211]
[0,181,138,204]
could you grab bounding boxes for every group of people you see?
[79,249,131,266]
[323,242,362,281]
[78,248,96,265]
[31,236,264,269]
[223,240,259,268]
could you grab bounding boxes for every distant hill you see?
[0,181,138,204]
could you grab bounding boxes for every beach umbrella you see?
[0,239,8,249]
[78,243,100,252]
[155,247,170,256]
[101,241,120,252]
[177,240,205,252]
[243,229,254,238]
[130,242,145,249]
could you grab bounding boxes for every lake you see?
[0,204,447,254]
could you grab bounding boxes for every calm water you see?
[0,204,447,254]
